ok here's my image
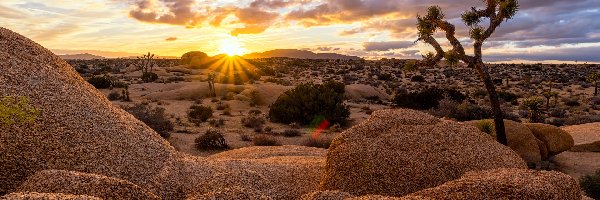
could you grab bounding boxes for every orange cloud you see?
[165,37,177,41]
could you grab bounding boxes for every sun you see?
[219,38,246,56]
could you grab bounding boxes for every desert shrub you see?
[472,89,488,99]
[410,75,426,82]
[87,75,113,89]
[0,96,38,127]
[253,135,281,146]
[580,169,600,199]
[248,109,262,115]
[549,108,567,118]
[269,81,349,125]
[167,76,185,82]
[282,129,303,137]
[497,91,520,103]
[545,118,567,127]
[565,115,600,126]
[591,97,600,105]
[142,72,159,83]
[125,104,173,138]
[394,88,467,110]
[188,105,213,125]
[378,73,392,81]
[564,98,581,107]
[241,114,265,130]
[302,137,333,149]
[429,98,492,121]
[216,102,229,110]
[475,120,494,135]
[208,118,225,127]
[107,91,122,101]
[195,128,229,150]
[240,134,252,142]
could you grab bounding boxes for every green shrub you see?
[475,120,494,135]
[394,87,466,110]
[87,75,113,89]
[142,72,159,83]
[253,135,281,146]
[302,137,332,149]
[581,169,600,199]
[125,104,173,138]
[195,128,229,150]
[429,98,492,121]
[188,105,213,125]
[0,96,38,127]
[269,81,349,125]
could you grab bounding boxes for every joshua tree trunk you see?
[475,62,507,145]
[595,81,598,96]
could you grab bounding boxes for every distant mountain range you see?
[243,49,362,60]
[58,53,105,60]
[58,49,362,60]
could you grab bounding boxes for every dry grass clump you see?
[302,137,333,149]
[253,135,281,146]
[195,128,229,151]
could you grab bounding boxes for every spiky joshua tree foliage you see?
[411,0,519,145]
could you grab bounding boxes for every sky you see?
[1,0,599,63]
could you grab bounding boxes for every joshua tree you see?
[410,0,519,145]
[522,97,544,123]
[542,82,558,110]
[207,73,216,97]
[137,52,155,74]
[588,72,599,96]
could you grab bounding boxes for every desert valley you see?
[2,0,600,199]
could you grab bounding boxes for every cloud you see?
[165,37,177,41]
[33,23,80,40]
[0,5,28,19]
[129,0,207,27]
[363,41,414,51]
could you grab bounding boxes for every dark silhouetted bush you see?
[125,103,173,138]
[497,91,520,103]
[87,76,113,89]
[429,98,492,121]
[410,75,426,82]
[195,128,229,150]
[269,81,349,125]
[142,72,159,83]
[108,91,121,101]
[581,169,600,199]
[188,105,213,125]
[393,87,466,110]
[282,129,303,137]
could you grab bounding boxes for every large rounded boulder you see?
[16,170,160,200]
[0,27,175,194]
[319,109,526,197]
[525,123,574,156]
[405,168,581,199]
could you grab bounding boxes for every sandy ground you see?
[556,123,600,180]
[562,122,600,145]
[103,78,392,157]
